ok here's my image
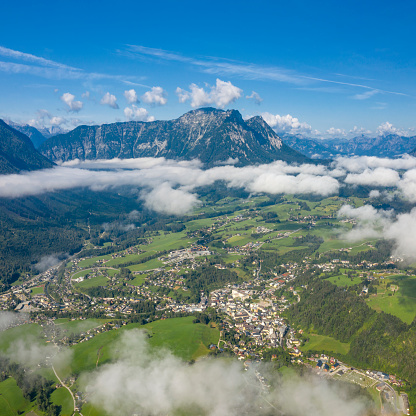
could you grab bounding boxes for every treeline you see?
[288,279,374,342]
[0,355,60,415]
[317,239,394,266]
[186,264,241,301]
[0,188,141,288]
[288,276,416,387]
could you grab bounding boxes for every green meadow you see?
[66,317,219,376]
[366,275,416,324]
[301,333,350,355]
[75,275,109,289]
[0,378,33,416]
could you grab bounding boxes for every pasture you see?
[300,333,350,355]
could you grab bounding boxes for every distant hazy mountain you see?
[38,125,67,139]
[39,108,309,166]
[0,120,54,174]
[283,133,416,158]
[7,121,47,148]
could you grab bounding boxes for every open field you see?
[0,378,33,416]
[50,387,74,416]
[301,333,350,355]
[72,269,93,279]
[144,317,219,361]
[326,274,363,287]
[68,317,219,376]
[77,256,111,268]
[366,275,416,324]
[0,323,44,353]
[30,286,44,295]
[130,275,146,286]
[75,275,109,289]
[127,258,164,272]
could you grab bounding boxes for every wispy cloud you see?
[124,45,409,97]
[0,46,80,71]
[351,89,380,100]
[0,45,144,85]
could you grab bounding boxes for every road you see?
[52,362,82,416]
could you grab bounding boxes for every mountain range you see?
[3,108,416,173]
[283,133,416,159]
[38,108,309,166]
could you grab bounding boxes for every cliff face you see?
[39,108,309,166]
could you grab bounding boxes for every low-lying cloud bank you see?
[3,155,416,261]
[0,312,73,369]
[0,157,341,214]
[84,330,371,416]
[3,156,416,215]
[338,205,416,262]
[0,311,28,331]
[2,155,416,215]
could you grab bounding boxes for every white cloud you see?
[261,113,313,135]
[384,208,416,261]
[85,329,370,416]
[0,158,340,215]
[348,126,372,137]
[124,89,138,104]
[376,121,406,137]
[246,91,263,104]
[25,109,69,130]
[100,92,119,109]
[334,155,416,173]
[49,116,65,126]
[339,204,416,263]
[61,92,83,112]
[82,91,90,99]
[142,183,200,215]
[35,253,67,272]
[326,127,346,137]
[338,204,393,241]
[0,46,80,71]
[352,89,379,100]
[124,105,152,122]
[126,45,408,99]
[141,86,167,106]
[176,79,242,108]
[344,167,400,187]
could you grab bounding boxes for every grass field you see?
[66,317,219,374]
[50,387,74,416]
[144,317,220,361]
[104,252,152,267]
[366,275,416,324]
[0,378,33,416]
[130,275,146,286]
[67,317,219,376]
[77,255,111,268]
[72,269,93,279]
[143,231,190,252]
[0,323,44,353]
[127,258,164,272]
[326,274,363,287]
[30,286,44,295]
[301,333,350,355]
[75,275,109,289]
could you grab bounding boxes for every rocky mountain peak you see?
[39,109,308,166]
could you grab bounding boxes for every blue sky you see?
[1,0,415,137]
